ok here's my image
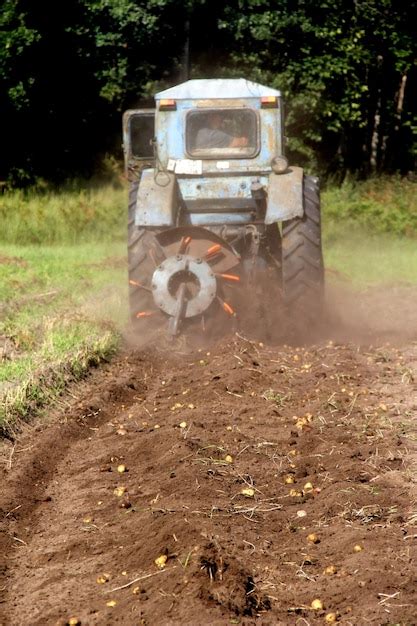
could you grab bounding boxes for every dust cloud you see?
[323,281,417,345]
[124,272,417,350]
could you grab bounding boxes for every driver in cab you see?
[195,112,248,149]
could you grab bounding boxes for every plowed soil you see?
[1,334,417,625]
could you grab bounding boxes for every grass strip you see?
[0,243,126,435]
[0,182,126,244]
[0,329,119,437]
[323,228,417,286]
[1,176,416,246]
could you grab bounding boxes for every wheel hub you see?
[152,254,217,318]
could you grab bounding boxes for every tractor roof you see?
[155,78,281,100]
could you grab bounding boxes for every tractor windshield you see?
[186,109,258,158]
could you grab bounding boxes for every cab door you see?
[122,110,155,176]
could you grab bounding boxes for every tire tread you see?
[282,175,324,328]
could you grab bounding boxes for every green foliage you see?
[0,1,416,179]
[69,0,181,106]
[323,176,417,236]
[0,0,40,110]
[219,0,417,174]
[0,182,126,244]
[0,0,188,181]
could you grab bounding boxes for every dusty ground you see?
[1,323,417,625]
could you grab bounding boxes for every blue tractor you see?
[123,79,324,337]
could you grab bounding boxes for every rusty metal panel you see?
[184,212,253,226]
[265,167,304,223]
[135,169,177,227]
[179,176,264,200]
[178,175,268,214]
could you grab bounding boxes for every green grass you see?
[321,177,417,285]
[322,176,417,237]
[1,176,415,245]
[0,182,126,244]
[0,243,126,432]
[0,175,416,432]
[323,229,417,286]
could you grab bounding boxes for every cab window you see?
[186,109,258,158]
[129,113,154,159]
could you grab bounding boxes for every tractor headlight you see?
[271,156,288,174]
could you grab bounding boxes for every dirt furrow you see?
[1,338,416,625]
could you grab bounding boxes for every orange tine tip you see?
[179,235,192,253]
[217,273,240,282]
[222,301,235,316]
[130,279,152,292]
[136,311,154,318]
[206,244,222,256]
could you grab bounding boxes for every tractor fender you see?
[265,166,304,224]
[135,168,177,227]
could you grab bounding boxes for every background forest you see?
[1,0,416,184]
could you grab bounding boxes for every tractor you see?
[123,79,324,339]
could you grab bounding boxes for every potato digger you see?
[123,79,324,338]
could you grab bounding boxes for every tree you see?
[217,0,417,175]
[0,0,192,181]
[0,0,415,182]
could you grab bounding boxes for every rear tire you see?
[237,225,283,341]
[265,223,282,278]
[281,175,324,336]
[128,182,163,324]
